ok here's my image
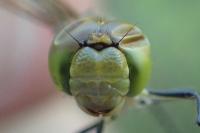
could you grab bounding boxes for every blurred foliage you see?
[102,0,200,133]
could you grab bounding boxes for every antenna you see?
[64,29,83,47]
[116,27,133,45]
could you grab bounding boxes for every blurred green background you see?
[102,0,200,133]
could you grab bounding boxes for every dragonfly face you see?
[49,17,151,116]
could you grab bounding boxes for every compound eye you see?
[111,24,134,42]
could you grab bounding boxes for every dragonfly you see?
[1,0,200,133]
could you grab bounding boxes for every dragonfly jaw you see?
[74,92,126,117]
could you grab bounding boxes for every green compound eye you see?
[48,17,151,116]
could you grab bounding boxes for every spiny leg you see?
[147,88,200,126]
[79,119,104,133]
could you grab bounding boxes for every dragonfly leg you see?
[147,88,200,126]
[79,119,104,133]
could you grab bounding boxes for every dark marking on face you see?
[83,42,118,51]
[85,106,114,116]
